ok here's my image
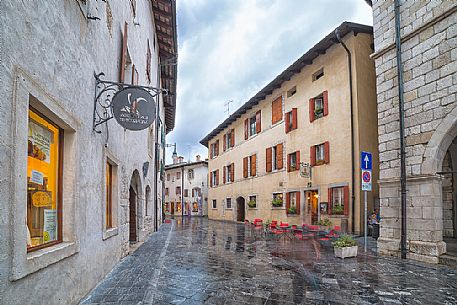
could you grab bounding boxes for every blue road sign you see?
[361,151,372,170]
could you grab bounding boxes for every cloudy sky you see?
[165,0,373,164]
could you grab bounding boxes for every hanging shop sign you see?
[112,87,156,131]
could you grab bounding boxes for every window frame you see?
[212,199,217,209]
[316,144,325,163]
[248,195,257,209]
[226,198,232,209]
[249,115,257,136]
[272,192,284,208]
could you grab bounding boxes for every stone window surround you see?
[10,69,81,281]
[103,149,120,240]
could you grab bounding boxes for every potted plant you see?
[287,206,297,215]
[333,235,358,258]
[333,204,344,215]
[272,198,283,207]
[316,218,332,229]
[314,107,323,116]
[247,199,256,208]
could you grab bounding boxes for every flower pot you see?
[334,245,358,258]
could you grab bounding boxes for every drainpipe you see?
[335,29,356,234]
[394,0,408,259]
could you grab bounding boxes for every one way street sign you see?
[361,151,372,171]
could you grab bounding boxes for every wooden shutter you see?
[120,22,128,83]
[309,98,315,122]
[296,192,301,215]
[285,111,290,133]
[266,147,272,172]
[323,91,329,116]
[296,151,300,171]
[243,157,248,178]
[287,153,291,172]
[244,118,249,140]
[272,97,282,124]
[292,108,298,130]
[310,146,316,166]
[223,134,227,151]
[324,141,330,164]
[210,172,213,187]
[223,166,226,183]
[328,188,333,215]
[216,169,219,185]
[276,143,283,169]
[343,186,349,216]
[216,140,219,156]
[251,154,257,177]
[230,163,235,182]
[286,192,290,211]
[231,129,235,148]
[256,110,261,133]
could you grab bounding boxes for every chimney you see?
[178,156,184,163]
[196,154,201,162]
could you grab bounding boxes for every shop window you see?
[226,198,232,209]
[287,86,296,98]
[244,111,261,139]
[106,162,113,229]
[309,91,328,122]
[176,202,182,213]
[248,195,257,209]
[288,151,300,172]
[271,96,283,124]
[328,186,349,215]
[272,193,283,208]
[212,199,217,209]
[27,108,63,251]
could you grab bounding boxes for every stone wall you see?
[372,0,457,262]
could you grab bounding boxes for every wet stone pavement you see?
[80,218,457,305]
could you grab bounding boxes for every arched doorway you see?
[236,197,245,222]
[129,170,142,243]
[441,141,457,255]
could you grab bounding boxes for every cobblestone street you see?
[80,218,457,305]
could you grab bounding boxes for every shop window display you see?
[27,108,62,251]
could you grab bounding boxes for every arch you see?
[423,106,457,175]
[129,170,142,243]
[236,196,246,222]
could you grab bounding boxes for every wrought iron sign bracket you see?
[92,72,168,133]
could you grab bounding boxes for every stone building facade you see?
[368,0,457,263]
[201,23,378,233]
[164,155,209,217]
[0,0,177,304]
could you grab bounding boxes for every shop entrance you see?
[306,190,319,224]
[236,197,245,222]
[129,186,137,243]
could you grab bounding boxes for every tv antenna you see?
[224,100,234,117]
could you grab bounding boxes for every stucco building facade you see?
[164,154,209,217]
[201,23,378,234]
[0,0,177,304]
[368,0,457,263]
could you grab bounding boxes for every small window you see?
[188,169,194,180]
[211,170,218,187]
[288,151,299,172]
[314,96,324,119]
[176,172,181,180]
[316,144,325,163]
[249,116,256,136]
[167,173,170,181]
[272,193,283,207]
[176,186,181,195]
[212,199,217,209]
[248,195,257,209]
[331,187,344,215]
[226,198,232,209]
[287,86,296,98]
[312,68,324,81]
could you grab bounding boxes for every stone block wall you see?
[371,0,457,262]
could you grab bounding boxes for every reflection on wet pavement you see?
[80,217,457,305]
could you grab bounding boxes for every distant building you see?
[164,153,209,217]
[200,22,378,234]
[367,0,457,263]
[0,0,177,304]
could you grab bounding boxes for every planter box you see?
[334,245,358,258]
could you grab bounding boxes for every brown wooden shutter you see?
[216,140,219,156]
[323,90,329,116]
[287,153,291,172]
[286,192,290,211]
[324,141,330,164]
[244,118,249,139]
[276,143,283,169]
[309,98,315,122]
[120,22,128,83]
[231,129,235,148]
[328,188,333,215]
[223,166,226,183]
[310,145,316,166]
[243,157,248,178]
[292,108,298,130]
[210,172,213,187]
[251,154,257,177]
[272,97,282,124]
[296,192,301,215]
[266,147,272,172]
[343,186,349,216]
[256,110,261,133]
[216,169,219,185]
[285,111,290,133]
[223,134,227,151]
[296,151,300,171]
[230,163,235,182]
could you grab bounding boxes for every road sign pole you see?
[364,190,367,253]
